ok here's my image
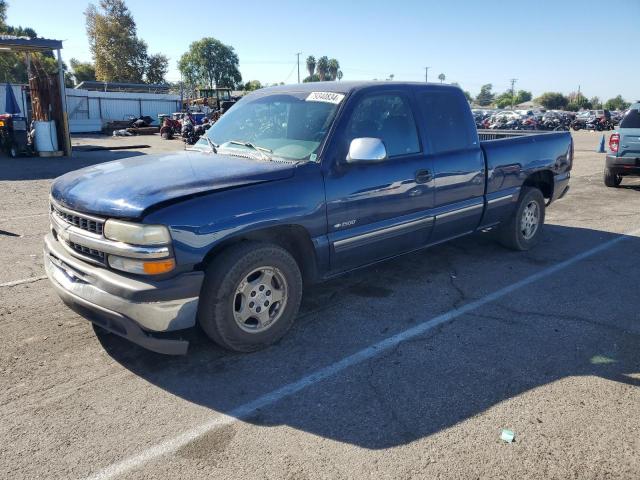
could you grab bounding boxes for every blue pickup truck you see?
[45,82,572,354]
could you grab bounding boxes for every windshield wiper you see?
[205,136,218,154]
[227,140,272,160]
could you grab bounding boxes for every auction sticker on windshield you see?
[306,92,345,104]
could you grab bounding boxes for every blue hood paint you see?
[50,151,296,218]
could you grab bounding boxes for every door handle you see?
[415,169,432,183]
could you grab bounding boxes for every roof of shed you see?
[0,35,63,52]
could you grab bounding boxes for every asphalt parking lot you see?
[1,131,639,479]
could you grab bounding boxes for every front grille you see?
[67,240,106,261]
[51,203,104,235]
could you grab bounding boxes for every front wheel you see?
[497,187,545,251]
[604,167,622,187]
[198,241,303,352]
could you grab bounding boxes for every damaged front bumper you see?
[44,233,203,355]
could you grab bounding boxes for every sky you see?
[5,0,639,101]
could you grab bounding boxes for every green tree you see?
[475,84,494,106]
[85,0,149,83]
[0,2,59,83]
[305,55,315,78]
[69,58,96,84]
[604,95,630,111]
[145,53,168,84]
[316,56,329,81]
[178,37,242,90]
[590,96,602,109]
[438,73,445,83]
[494,89,533,109]
[516,90,532,103]
[303,73,320,83]
[328,58,340,81]
[566,91,590,109]
[243,80,262,91]
[535,92,568,110]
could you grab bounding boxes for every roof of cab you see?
[247,81,460,96]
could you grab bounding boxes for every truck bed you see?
[479,130,573,197]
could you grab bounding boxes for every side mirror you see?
[346,137,387,164]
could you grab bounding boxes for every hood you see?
[51,150,296,218]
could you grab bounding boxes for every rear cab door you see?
[618,104,640,160]
[414,86,486,243]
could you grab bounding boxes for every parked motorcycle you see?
[181,114,198,145]
[160,116,181,140]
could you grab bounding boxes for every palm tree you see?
[306,56,316,79]
[438,73,446,83]
[316,56,329,81]
[337,70,343,81]
[328,58,340,80]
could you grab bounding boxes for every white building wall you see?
[66,89,181,132]
[0,85,180,133]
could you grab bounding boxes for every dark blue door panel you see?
[430,148,486,242]
[324,158,434,272]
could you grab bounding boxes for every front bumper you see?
[606,154,640,175]
[44,233,204,355]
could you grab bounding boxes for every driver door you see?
[323,90,435,273]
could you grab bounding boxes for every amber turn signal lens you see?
[142,259,176,275]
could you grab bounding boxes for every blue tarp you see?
[5,83,21,114]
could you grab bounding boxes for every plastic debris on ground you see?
[500,429,515,443]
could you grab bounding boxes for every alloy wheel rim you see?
[520,201,540,240]
[232,266,288,333]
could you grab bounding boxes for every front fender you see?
[143,163,328,270]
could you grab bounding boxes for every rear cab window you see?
[620,108,640,129]
[418,89,478,154]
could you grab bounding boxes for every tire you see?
[604,167,622,187]
[497,187,545,251]
[198,241,303,352]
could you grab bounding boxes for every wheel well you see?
[523,170,553,199]
[199,225,319,285]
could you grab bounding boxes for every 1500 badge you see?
[333,219,356,229]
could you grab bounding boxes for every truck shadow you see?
[96,224,640,450]
[0,148,147,181]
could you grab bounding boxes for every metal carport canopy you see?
[0,36,62,52]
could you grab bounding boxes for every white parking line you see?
[85,227,640,480]
[0,275,47,288]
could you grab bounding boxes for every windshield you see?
[202,92,342,161]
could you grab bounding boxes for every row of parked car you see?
[472,108,625,132]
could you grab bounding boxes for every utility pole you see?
[296,52,302,83]
[425,66,430,83]
[509,78,517,110]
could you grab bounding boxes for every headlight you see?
[103,219,171,245]
[108,255,176,275]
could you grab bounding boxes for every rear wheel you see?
[497,187,545,251]
[198,241,303,352]
[604,167,622,187]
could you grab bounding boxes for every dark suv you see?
[605,103,640,187]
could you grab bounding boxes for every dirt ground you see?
[1,130,639,480]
